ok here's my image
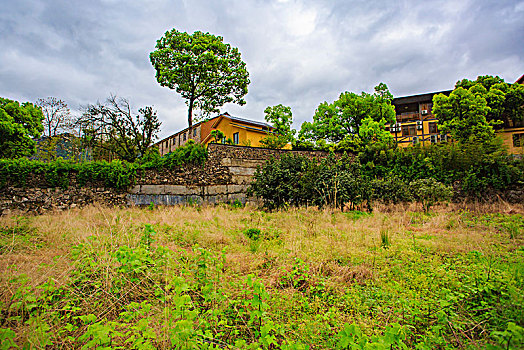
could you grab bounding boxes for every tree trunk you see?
[188,98,194,138]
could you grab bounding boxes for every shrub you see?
[409,178,453,212]
[370,176,412,204]
[0,141,208,190]
[141,140,208,169]
[248,154,310,210]
[243,228,261,241]
[249,153,370,210]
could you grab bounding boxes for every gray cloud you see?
[1,0,523,138]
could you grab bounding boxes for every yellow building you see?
[387,91,451,147]
[156,113,275,156]
[388,89,524,154]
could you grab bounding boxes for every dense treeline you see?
[249,138,523,210]
[249,75,524,210]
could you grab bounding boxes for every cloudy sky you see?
[1,0,523,139]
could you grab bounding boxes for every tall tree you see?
[454,75,524,127]
[77,95,161,162]
[260,104,295,149]
[298,83,395,143]
[433,87,494,144]
[35,97,73,137]
[150,29,250,133]
[433,75,524,144]
[0,97,43,158]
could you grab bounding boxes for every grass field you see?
[0,203,523,349]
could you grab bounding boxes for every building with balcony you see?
[387,90,452,147]
[388,76,524,154]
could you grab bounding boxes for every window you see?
[402,124,417,136]
[429,122,438,134]
[513,133,524,147]
[233,132,239,145]
[183,132,186,141]
[193,128,197,137]
[221,137,227,144]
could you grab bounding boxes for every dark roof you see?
[228,115,272,129]
[393,90,452,105]
[516,74,524,84]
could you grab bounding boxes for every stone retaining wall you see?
[0,144,330,213]
[126,144,331,206]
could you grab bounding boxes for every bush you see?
[370,176,412,204]
[141,140,207,169]
[359,137,523,198]
[249,153,370,210]
[409,178,453,212]
[248,154,310,210]
[0,142,209,190]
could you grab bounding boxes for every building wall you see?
[201,117,269,148]
[389,93,524,154]
[498,127,524,155]
[390,119,443,147]
[158,124,203,156]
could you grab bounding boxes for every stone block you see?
[220,157,232,166]
[229,166,256,176]
[205,185,228,195]
[163,185,191,195]
[137,185,165,195]
[229,159,264,167]
[129,185,141,194]
[231,175,255,184]
[227,184,247,193]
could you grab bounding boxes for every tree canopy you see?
[0,97,43,159]
[454,75,524,127]
[260,104,295,149]
[433,87,494,144]
[150,29,250,132]
[298,83,395,144]
[77,95,161,162]
[36,97,73,137]
[432,75,524,144]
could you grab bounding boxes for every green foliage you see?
[244,228,262,241]
[369,176,412,204]
[299,83,395,143]
[210,129,225,143]
[0,328,17,349]
[260,104,296,149]
[409,178,453,212]
[248,154,311,210]
[433,87,497,144]
[143,140,208,169]
[380,228,391,249]
[249,153,370,210]
[358,117,394,147]
[359,138,523,198]
[0,97,44,159]
[455,75,524,126]
[0,141,208,190]
[150,29,250,130]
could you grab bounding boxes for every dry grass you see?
[1,201,521,295]
[0,202,522,348]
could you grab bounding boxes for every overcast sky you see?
[1,0,523,139]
